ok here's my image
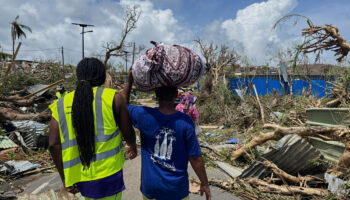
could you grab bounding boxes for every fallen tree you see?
[246,178,329,196]
[0,107,50,122]
[260,160,318,186]
[0,95,36,107]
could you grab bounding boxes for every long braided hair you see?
[72,58,106,168]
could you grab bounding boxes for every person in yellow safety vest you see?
[48,58,137,200]
[56,83,68,99]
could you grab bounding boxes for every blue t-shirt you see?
[128,105,201,200]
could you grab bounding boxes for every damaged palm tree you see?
[301,24,350,62]
[275,14,350,63]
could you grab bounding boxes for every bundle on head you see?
[72,57,106,168]
[132,42,206,91]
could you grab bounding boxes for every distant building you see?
[0,52,12,62]
[234,64,342,77]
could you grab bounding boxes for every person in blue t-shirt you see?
[121,71,211,200]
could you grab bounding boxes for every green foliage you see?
[0,61,69,94]
[197,78,240,127]
[338,69,350,90]
[0,72,41,93]
[64,73,78,92]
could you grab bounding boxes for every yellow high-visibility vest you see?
[56,91,68,99]
[49,87,124,187]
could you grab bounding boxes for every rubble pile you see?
[0,74,64,198]
[194,80,350,199]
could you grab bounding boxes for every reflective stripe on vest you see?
[57,87,121,168]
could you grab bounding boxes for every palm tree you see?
[11,15,32,56]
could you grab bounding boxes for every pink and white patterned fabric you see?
[132,42,206,91]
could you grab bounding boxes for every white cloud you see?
[0,0,190,65]
[220,0,298,64]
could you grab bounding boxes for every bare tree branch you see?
[103,5,141,67]
[302,24,350,62]
[194,39,239,87]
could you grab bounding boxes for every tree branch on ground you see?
[0,107,50,122]
[231,124,350,177]
[246,178,329,196]
[260,160,318,186]
[0,95,35,107]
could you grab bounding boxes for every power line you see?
[2,48,60,52]
[64,48,82,53]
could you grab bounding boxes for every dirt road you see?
[8,155,237,199]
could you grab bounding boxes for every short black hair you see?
[155,86,178,102]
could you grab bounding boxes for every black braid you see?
[72,58,106,168]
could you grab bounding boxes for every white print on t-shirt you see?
[154,127,175,160]
[152,127,176,171]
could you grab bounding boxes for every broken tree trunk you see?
[261,160,317,186]
[0,95,36,106]
[329,141,350,177]
[253,84,265,124]
[246,178,329,196]
[231,124,350,161]
[1,42,21,84]
[326,98,342,107]
[102,73,113,88]
[0,107,50,122]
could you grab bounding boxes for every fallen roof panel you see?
[0,136,18,149]
[240,134,321,179]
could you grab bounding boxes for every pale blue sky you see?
[0,0,349,65]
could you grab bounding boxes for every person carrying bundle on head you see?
[121,42,210,200]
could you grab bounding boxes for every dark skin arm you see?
[49,118,64,183]
[189,155,211,200]
[114,93,137,158]
[120,70,133,104]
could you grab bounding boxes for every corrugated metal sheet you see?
[306,108,350,127]
[240,134,321,178]
[27,84,49,97]
[0,136,18,149]
[308,137,345,162]
[9,120,48,148]
[1,160,41,175]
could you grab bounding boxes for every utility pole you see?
[61,46,64,66]
[132,42,136,65]
[71,23,94,59]
[122,50,129,82]
[61,46,65,77]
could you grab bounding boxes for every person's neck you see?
[158,101,176,115]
